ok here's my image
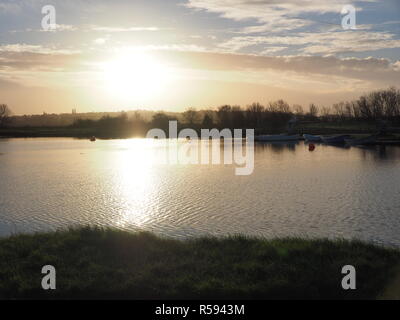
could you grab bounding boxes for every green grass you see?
[0,227,399,300]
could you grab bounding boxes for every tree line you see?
[2,87,400,133]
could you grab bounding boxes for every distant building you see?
[72,109,77,114]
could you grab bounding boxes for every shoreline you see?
[0,122,391,139]
[0,227,399,300]
[2,130,400,146]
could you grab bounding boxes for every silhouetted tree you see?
[308,103,319,118]
[264,100,292,129]
[269,99,290,113]
[201,112,214,128]
[217,105,233,128]
[333,102,346,120]
[246,103,264,128]
[151,112,171,132]
[292,104,304,116]
[231,106,245,128]
[320,106,332,120]
[182,108,199,126]
[0,104,11,127]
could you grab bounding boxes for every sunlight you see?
[101,51,170,101]
[112,139,160,228]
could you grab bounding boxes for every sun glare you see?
[101,51,170,101]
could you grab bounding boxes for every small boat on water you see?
[303,134,322,142]
[321,135,351,144]
[255,134,301,142]
[344,135,377,146]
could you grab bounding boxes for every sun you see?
[101,51,170,101]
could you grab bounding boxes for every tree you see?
[276,100,291,113]
[321,106,332,120]
[151,112,171,131]
[132,111,143,123]
[308,103,319,118]
[246,103,264,127]
[231,106,245,128]
[217,105,233,128]
[182,107,199,126]
[201,112,214,128]
[0,104,11,127]
[292,104,304,116]
[357,95,371,120]
[333,102,346,119]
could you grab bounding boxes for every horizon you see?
[0,0,399,115]
[5,85,399,117]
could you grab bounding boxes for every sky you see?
[0,0,399,115]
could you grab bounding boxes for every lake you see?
[0,138,399,246]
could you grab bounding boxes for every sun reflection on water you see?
[111,139,161,229]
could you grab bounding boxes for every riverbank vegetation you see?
[0,227,399,300]
[1,87,400,138]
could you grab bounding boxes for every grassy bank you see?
[0,127,98,139]
[0,227,399,300]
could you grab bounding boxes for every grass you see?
[0,227,399,300]
[0,127,97,138]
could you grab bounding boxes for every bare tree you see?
[292,104,304,116]
[0,104,11,127]
[217,105,233,128]
[308,103,319,118]
[321,106,332,120]
[267,100,291,114]
[333,102,346,119]
[246,103,264,128]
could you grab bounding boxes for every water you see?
[0,138,399,246]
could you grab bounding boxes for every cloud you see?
[0,44,79,55]
[218,30,400,54]
[185,0,375,30]
[186,0,376,18]
[1,43,399,84]
[0,45,82,72]
[260,46,287,54]
[12,24,160,34]
[186,0,394,56]
[90,26,160,32]
[43,24,78,32]
[0,42,398,98]
[0,2,21,13]
[166,50,400,85]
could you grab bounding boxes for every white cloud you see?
[186,0,376,18]
[0,44,79,55]
[186,0,392,56]
[185,0,376,30]
[90,26,160,32]
[260,46,287,54]
[218,30,400,54]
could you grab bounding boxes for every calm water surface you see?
[0,138,399,246]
